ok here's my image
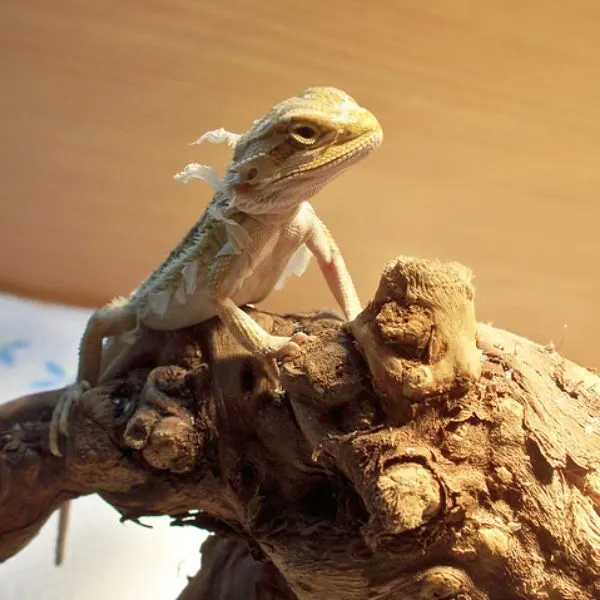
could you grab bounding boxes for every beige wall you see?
[1,1,598,366]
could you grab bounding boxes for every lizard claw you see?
[49,381,91,457]
[285,331,317,354]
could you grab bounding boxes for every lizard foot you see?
[259,332,315,391]
[262,331,313,358]
[49,381,91,457]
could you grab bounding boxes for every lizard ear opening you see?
[224,166,259,190]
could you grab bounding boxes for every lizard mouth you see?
[270,130,383,186]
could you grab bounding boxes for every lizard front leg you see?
[305,214,363,321]
[216,297,307,355]
[209,253,307,357]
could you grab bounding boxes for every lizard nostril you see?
[246,168,258,181]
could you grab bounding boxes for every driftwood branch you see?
[1,256,599,599]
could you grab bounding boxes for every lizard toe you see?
[48,401,64,457]
[49,382,91,456]
[267,332,315,358]
[290,331,314,345]
[58,381,90,436]
[275,340,302,357]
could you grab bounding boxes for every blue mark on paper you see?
[31,360,67,389]
[0,339,30,366]
[0,338,68,390]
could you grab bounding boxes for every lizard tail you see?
[55,500,71,566]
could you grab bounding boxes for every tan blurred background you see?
[1,0,598,366]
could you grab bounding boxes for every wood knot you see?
[365,460,442,548]
[375,302,433,359]
[417,566,478,599]
[350,256,481,419]
[140,415,198,473]
[123,366,200,473]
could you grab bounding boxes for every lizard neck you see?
[230,176,315,219]
[247,203,304,225]
[218,191,305,227]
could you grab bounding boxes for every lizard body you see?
[49,86,383,563]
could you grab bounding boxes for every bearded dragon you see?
[48,86,383,564]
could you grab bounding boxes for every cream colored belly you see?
[141,287,217,330]
[140,253,299,331]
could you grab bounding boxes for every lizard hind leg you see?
[49,301,137,457]
[77,300,138,384]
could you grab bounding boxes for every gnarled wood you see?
[1,256,599,599]
[176,536,297,600]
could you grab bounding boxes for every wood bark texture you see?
[1,256,599,600]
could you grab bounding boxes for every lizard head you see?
[225,87,383,214]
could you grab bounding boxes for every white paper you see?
[0,293,204,600]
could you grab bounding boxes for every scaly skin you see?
[48,86,383,563]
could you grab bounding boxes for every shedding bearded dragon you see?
[48,86,383,564]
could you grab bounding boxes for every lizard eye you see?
[289,123,320,148]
